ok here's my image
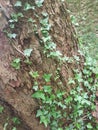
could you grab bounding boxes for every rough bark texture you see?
[0,0,83,129]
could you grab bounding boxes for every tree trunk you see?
[0,0,84,129]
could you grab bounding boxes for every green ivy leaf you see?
[87,123,93,129]
[68,78,75,85]
[32,91,45,100]
[50,94,56,100]
[12,117,21,125]
[12,127,17,130]
[10,24,15,29]
[36,110,43,117]
[58,128,63,130]
[24,58,32,65]
[57,102,66,109]
[65,96,73,104]
[49,51,62,58]
[42,12,48,17]
[17,13,24,17]
[24,3,35,10]
[24,48,33,57]
[14,1,22,7]
[0,105,4,113]
[10,13,23,23]
[43,85,52,93]
[11,58,20,69]
[28,18,36,23]
[33,82,39,91]
[4,123,8,130]
[56,90,65,100]
[29,71,39,79]
[40,17,49,26]
[40,115,48,127]
[35,0,44,7]
[7,33,17,39]
[43,73,52,82]
[45,96,53,104]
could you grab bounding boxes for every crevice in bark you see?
[0,97,32,130]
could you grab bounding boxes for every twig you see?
[10,39,26,57]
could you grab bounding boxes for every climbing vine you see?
[5,0,98,130]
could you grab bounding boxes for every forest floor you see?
[67,0,98,123]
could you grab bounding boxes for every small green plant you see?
[7,33,17,39]
[23,48,33,64]
[12,127,17,130]
[43,73,52,82]
[29,71,39,79]
[24,58,32,65]
[12,117,21,125]
[3,123,8,130]
[32,84,66,129]
[35,0,44,7]
[31,55,98,129]
[14,1,22,7]
[9,13,24,23]
[70,14,79,26]
[23,48,33,57]
[0,105,4,113]
[32,81,39,91]
[24,2,35,10]
[11,58,21,69]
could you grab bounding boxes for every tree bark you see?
[0,0,83,129]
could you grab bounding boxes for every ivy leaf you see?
[28,18,36,23]
[33,85,38,91]
[36,110,43,117]
[23,48,33,57]
[3,123,8,130]
[49,51,62,57]
[17,13,24,17]
[7,33,17,39]
[56,90,65,100]
[40,115,48,127]
[87,123,93,129]
[58,128,63,130]
[42,12,48,17]
[11,58,20,69]
[12,117,21,125]
[10,24,15,29]
[35,0,44,7]
[33,82,39,91]
[12,127,17,130]
[14,1,22,7]
[40,17,49,26]
[64,96,73,104]
[0,105,4,113]
[32,91,45,100]
[43,85,52,93]
[29,71,39,79]
[43,73,52,82]
[68,78,75,85]
[24,3,35,10]
[24,58,32,65]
